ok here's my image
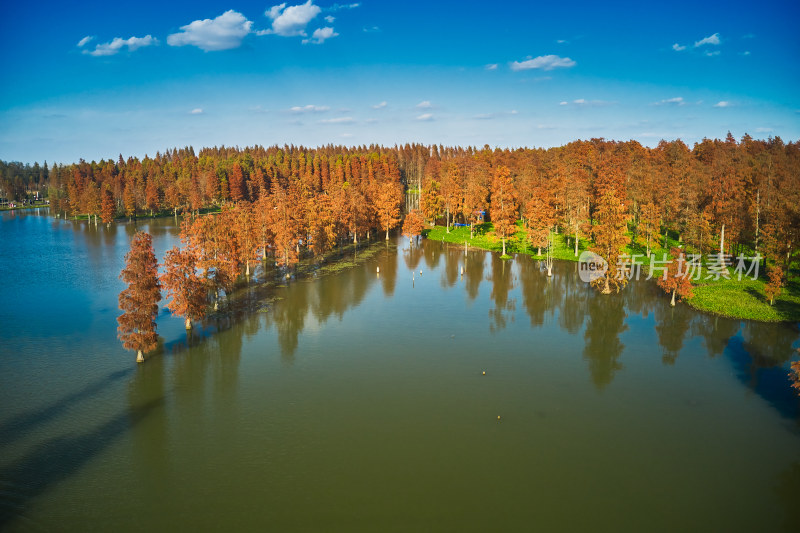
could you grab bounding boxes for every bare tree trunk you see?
[719,224,725,255]
[670,289,676,307]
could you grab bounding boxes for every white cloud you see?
[754,127,772,133]
[329,2,360,9]
[704,50,721,57]
[416,113,433,121]
[416,101,432,109]
[85,35,157,56]
[325,15,335,23]
[713,101,731,108]
[372,101,387,109]
[556,39,568,44]
[167,10,252,51]
[319,116,354,124]
[510,55,576,71]
[654,97,685,106]
[363,26,380,33]
[302,26,338,44]
[264,1,320,37]
[190,108,204,115]
[741,50,751,56]
[485,63,498,70]
[289,104,329,113]
[560,99,614,107]
[672,43,686,51]
[694,32,720,47]
[474,113,495,120]
[77,36,94,48]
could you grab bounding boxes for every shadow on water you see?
[775,461,800,533]
[0,397,164,529]
[0,368,134,448]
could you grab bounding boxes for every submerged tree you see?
[160,244,207,330]
[402,209,425,245]
[592,189,629,294]
[118,231,161,363]
[657,247,694,306]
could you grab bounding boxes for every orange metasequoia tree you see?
[490,165,518,257]
[160,227,208,331]
[657,247,694,306]
[592,189,629,294]
[118,231,161,363]
[375,178,403,240]
[764,265,784,305]
[402,209,425,246]
[100,185,115,226]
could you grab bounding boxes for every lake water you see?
[1,209,799,532]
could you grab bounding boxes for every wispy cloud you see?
[362,26,380,33]
[190,108,204,115]
[302,26,338,44]
[416,113,433,121]
[288,104,330,113]
[77,36,94,48]
[263,1,321,37]
[416,101,432,109]
[324,15,335,23]
[556,39,568,44]
[84,35,157,56]
[328,3,360,10]
[510,55,576,71]
[559,99,614,107]
[372,101,387,109]
[713,101,731,108]
[318,116,354,124]
[167,10,252,51]
[754,127,772,133]
[672,43,686,51]
[653,97,685,106]
[485,63,498,71]
[704,50,721,57]
[694,32,721,47]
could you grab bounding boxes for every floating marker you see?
[482,371,486,375]
[376,266,380,273]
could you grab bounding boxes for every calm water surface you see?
[1,209,799,532]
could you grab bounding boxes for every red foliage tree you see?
[375,179,403,240]
[402,209,425,245]
[100,185,115,226]
[592,189,629,294]
[490,165,518,256]
[657,247,694,306]
[118,231,161,362]
[160,242,207,330]
[764,265,784,305]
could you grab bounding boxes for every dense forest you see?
[7,134,796,272]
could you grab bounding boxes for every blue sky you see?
[1,0,798,164]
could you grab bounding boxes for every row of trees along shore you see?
[38,136,798,269]
[24,138,795,359]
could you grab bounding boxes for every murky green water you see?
[1,210,799,532]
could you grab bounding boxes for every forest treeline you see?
[3,134,800,270]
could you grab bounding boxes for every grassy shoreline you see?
[424,223,800,323]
